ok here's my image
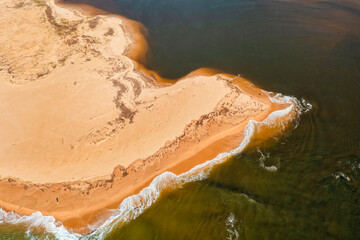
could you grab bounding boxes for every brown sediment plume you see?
[0,0,299,235]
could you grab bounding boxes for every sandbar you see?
[0,0,298,234]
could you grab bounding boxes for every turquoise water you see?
[1,0,360,239]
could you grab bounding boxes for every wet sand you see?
[0,0,298,234]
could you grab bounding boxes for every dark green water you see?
[1,0,360,239]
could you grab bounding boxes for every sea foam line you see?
[0,92,309,240]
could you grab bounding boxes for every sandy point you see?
[0,0,300,234]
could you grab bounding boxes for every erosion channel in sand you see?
[0,0,300,235]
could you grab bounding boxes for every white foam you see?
[225,213,239,240]
[334,172,351,182]
[257,148,279,172]
[0,91,309,239]
[0,209,80,240]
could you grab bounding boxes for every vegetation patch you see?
[32,0,45,7]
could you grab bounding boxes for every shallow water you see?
[1,0,360,239]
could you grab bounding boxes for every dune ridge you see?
[0,0,300,235]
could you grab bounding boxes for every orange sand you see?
[0,0,297,234]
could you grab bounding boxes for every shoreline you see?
[0,0,300,235]
[55,0,150,64]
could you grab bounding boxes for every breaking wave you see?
[0,92,311,239]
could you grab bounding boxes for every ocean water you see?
[1,0,360,239]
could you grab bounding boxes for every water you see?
[1,0,360,239]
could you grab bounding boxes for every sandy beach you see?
[0,0,298,234]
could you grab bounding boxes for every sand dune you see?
[0,0,297,234]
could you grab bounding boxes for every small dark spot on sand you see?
[14,2,25,8]
[104,28,115,36]
[88,17,100,29]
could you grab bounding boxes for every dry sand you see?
[0,0,295,234]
